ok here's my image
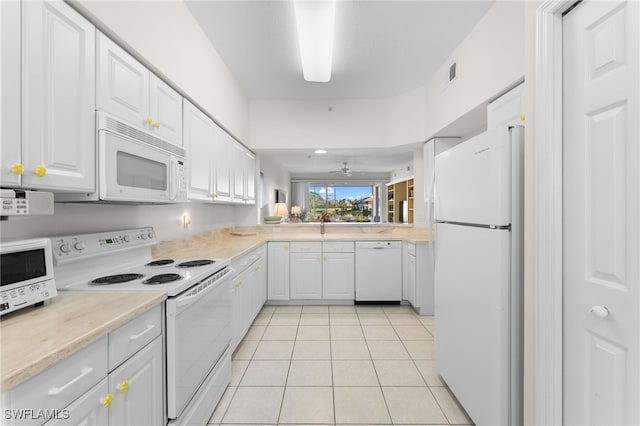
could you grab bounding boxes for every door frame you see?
[534,1,576,424]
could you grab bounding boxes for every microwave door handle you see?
[169,156,179,201]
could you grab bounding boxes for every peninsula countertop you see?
[152,224,430,259]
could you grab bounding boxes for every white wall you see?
[386,86,427,145]
[0,202,248,241]
[249,1,525,151]
[72,0,250,143]
[259,155,292,221]
[250,98,388,150]
[423,0,525,139]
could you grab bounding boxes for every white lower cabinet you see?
[404,242,434,315]
[45,380,109,426]
[269,241,355,302]
[290,254,323,300]
[231,246,267,350]
[322,252,355,300]
[3,306,164,426]
[108,337,163,426]
[267,242,290,301]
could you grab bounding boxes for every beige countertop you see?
[0,291,166,391]
[152,225,430,260]
[1,225,427,391]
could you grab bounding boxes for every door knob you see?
[590,305,610,318]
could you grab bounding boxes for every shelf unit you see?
[386,177,414,224]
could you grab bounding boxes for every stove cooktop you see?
[66,257,229,297]
[51,228,230,297]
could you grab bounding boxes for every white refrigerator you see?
[433,125,524,426]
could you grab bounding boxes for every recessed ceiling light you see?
[294,0,336,83]
[314,149,328,154]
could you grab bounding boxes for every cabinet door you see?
[0,0,21,187]
[149,74,182,145]
[245,152,256,204]
[45,379,109,426]
[290,253,322,299]
[109,337,163,426]
[183,100,214,201]
[267,242,290,301]
[97,32,149,129]
[232,143,246,203]
[22,0,95,191]
[231,272,245,351]
[323,253,355,300]
[211,126,232,202]
[407,254,416,306]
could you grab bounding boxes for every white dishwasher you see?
[355,241,402,301]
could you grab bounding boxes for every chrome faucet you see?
[320,216,325,235]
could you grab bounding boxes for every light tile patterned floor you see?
[208,305,474,426]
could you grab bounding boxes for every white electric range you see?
[52,227,232,426]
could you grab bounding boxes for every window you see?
[307,184,374,222]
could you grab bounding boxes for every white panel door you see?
[245,151,256,204]
[97,32,149,129]
[149,74,182,145]
[22,0,95,192]
[563,1,639,424]
[322,253,354,300]
[267,242,290,301]
[0,0,21,187]
[434,127,512,226]
[434,223,512,426]
[212,126,232,202]
[109,337,164,426]
[183,99,213,201]
[290,252,322,299]
[232,143,246,203]
[46,379,109,425]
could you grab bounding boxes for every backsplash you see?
[0,202,256,241]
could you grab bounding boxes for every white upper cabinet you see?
[183,99,214,202]
[19,0,96,192]
[149,74,183,145]
[232,143,256,204]
[0,0,21,187]
[212,125,232,202]
[97,32,182,146]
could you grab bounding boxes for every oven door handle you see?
[175,269,232,309]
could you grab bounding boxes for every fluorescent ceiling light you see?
[294,0,336,83]
[314,149,328,154]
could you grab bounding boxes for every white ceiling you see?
[184,0,494,178]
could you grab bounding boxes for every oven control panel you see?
[52,227,157,264]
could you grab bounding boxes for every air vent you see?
[449,62,457,82]
[104,116,186,157]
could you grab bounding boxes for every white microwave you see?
[0,238,57,316]
[58,111,187,203]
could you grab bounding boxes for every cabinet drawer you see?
[108,305,162,371]
[290,242,321,253]
[10,336,107,425]
[322,241,354,253]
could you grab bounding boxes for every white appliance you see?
[0,189,54,216]
[355,241,402,301]
[57,111,187,203]
[434,125,524,426]
[52,227,231,426]
[0,238,57,315]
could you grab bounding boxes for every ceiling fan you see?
[329,162,352,177]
